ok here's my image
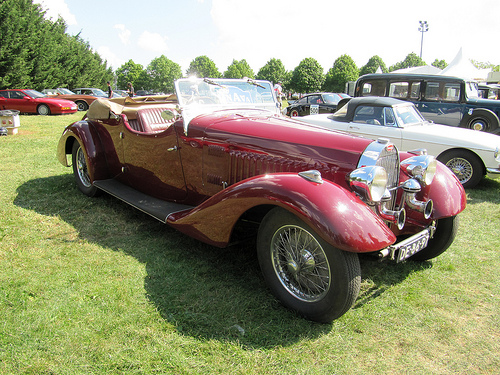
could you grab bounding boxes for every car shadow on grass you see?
[14,174,434,348]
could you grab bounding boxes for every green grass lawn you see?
[1,113,499,374]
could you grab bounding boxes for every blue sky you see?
[36,0,500,74]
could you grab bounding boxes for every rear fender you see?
[167,173,397,251]
[57,121,109,181]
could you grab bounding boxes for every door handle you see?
[167,146,178,152]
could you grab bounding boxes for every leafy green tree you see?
[0,0,113,90]
[0,0,41,88]
[290,58,324,93]
[324,55,359,92]
[471,60,497,70]
[223,59,254,79]
[256,58,289,88]
[431,59,447,70]
[186,56,221,78]
[144,55,182,93]
[360,55,388,76]
[115,60,144,90]
[389,52,426,72]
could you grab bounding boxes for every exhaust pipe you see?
[401,178,433,219]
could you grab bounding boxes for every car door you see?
[120,117,187,201]
[345,106,403,148]
[6,90,34,113]
[416,81,463,126]
[307,95,322,115]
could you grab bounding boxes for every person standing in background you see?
[107,81,113,98]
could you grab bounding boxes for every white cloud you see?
[97,46,125,69]
[35,0,77,25]
[114,24,131,45]
[209,0,500,72]
[137,31,169,53]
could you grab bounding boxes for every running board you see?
[93,179,193,223]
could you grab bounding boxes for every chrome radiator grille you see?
[357,139,400,210]
[376,146,399,190]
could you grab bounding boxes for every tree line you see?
[1,0,498,96]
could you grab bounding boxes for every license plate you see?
[396,231,430,262]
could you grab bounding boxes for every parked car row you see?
[354,73,500,134]
[58,78,466,322]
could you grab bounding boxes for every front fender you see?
[424,161,467,218]
[167,173,397,252]
[399,152,466,220]
[57,121,109,181]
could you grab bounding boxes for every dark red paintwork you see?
[58,105,466,251]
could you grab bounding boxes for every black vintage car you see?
[286,92,350,117]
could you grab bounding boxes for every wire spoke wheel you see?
[71,141,99,197]
[445,156,472,185]
[271,224,330,302]
[76,146,92,188]
[257,207,360,322]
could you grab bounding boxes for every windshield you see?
[466,81,480,99]
[322,93,350,104]
[24,90,45,98]
[59,88,75,95]
[175,78,279,132]
[322,93,341,104]
[91,89,107,97]
[393,105,426,127]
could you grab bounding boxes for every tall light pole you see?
[419,21,429,59]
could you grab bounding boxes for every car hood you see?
[40,97,76,106]
[403,122,500,151]
[188,109,374,183]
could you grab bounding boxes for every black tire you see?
[289,109,300,117]
[410,216,459,261]
[71,141,99,197]
[257,207,361,322]
[75,101,89,111]
[437,150,484,188]
[37,104,50,115]
[465,110,499,132]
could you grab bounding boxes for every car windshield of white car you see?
[394,105,425,127]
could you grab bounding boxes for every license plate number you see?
[397,232,430,262]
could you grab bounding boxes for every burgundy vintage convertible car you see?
[57,78,466,322]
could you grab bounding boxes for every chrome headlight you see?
[349,165,388,202]
[400,155,437,186]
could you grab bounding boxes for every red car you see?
[57,78,466,322]
[0,89,77,115]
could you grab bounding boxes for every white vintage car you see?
[299,97,500,188]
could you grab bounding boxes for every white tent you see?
[391,65,441,74]
[439,48,489,81]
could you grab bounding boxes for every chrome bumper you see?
[486,167,500,179]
